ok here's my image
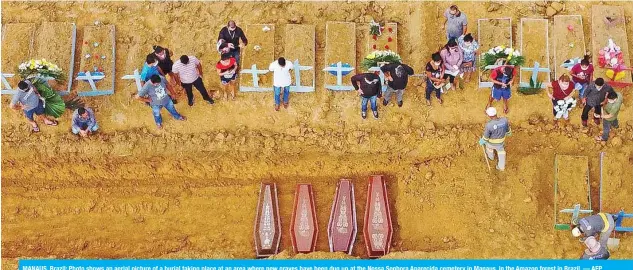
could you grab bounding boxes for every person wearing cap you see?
[443,5,468,41]
[218,20,248,66]
[581,78,614,127]
[580,236,610,260]
[216,53,238,100]
[269,57,294,111]
[351,72,382,119]
[478,107,511,171]
[10,80,58,132]
[71,107,98,137]
[572,212,617,248]
[595,91,622,142]
[486,66,517,114]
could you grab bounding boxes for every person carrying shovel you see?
[478,107,511,171]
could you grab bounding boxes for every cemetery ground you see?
[1,1,633,266]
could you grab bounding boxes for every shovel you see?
[607,237,620,250]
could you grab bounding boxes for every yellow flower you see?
[500,45,505,50]
[367,53,376,60]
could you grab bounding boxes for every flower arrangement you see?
[18,59,64,81]
[481,46,525,69]
[553,98,577,119]
[361,50,401,71]
[369,20,382,36]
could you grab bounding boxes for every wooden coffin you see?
[328,179,357,254]
[363,175,393,258]
[290,184,318,253]
[254,183,281,258]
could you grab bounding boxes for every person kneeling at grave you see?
[572,213,618,249]
[580,236,610,260]
[351,72,382,119]
[71,107,98,137]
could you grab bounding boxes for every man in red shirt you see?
[485,66,517,114]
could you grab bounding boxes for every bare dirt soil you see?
[285,24,315,87]
[1,23,36,87]
[554,155,589,224]
[1,1,633,267]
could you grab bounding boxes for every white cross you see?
[76,71,113,96]
[240,64,269,88]
[121,69,143,92]
[0,73,17,94]
[323,61,355,91]
[560,57,582,70]
[290,59,314,93]
[560,203,593,225]
[520,61,550,88]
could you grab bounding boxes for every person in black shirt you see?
[425,53,445,106]
[218,20,248,66]
[351,72,382,119]
[152,45,180,99]
[380,63,414,107]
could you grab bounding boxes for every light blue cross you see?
[520,61,550,88]
[240,64,270,92]
[323,61,355,91]
[561,57,582,70]
[76,71,114,97]
[290,59,314,93]
[0,73,17,95]
[560,203,593,225]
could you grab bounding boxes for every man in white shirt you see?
[172,55,215,106]
[269,57,294,111]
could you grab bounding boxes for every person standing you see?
[486,66,517,114]
[152,46,175,79]
[380,62,414,107]
[424,52,445,106]
[71,107,98,137]
[216,53,238,100]
[478,107,511,171]
[458,33,480,83]
[351,72,382,119]
[440,38,463,91]
[269,57,294,111]
[10,80,58,132]
[136,75,185,129]
[140,54,160,85]
[581,78,614,127]
[570,55,594,98]
[596,91,622,142]
[442,5,468,41]
[218,20,248,66]
[172,55,215,106]
[546,74,575,126]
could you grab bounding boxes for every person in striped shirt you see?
[172,55,215,106]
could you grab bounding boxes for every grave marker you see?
[519,18,550,88]
[553,15,586,78]
[591,5,632,87]
[1,23,36,94]
[554,155,592,230]
[325,22,356,91]
[76,25,115,96]
[477,18,512,88]
[33,22,76,96]
[285,24,315,93]
[240,24,275,92]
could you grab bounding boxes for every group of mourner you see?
[6,4,626,260]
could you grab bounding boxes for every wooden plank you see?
[77,25,115,95]
[1,23,36,91]
[519,19,550,86]
[363,175,392,258]
[328,179,357,255]
[555,155,591,225]
[600,153,633,229]
[240,24,275,91]
[32,22,76,94]
[253,183,281,258]
[285,24,315,91]
[591,5,632,84]
[325,22,356,90]
[553,15,586,79]
[477,18,512,88]
[290,184,318,254]
[367,22,397,53]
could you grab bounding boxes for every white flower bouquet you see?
[361,50,401,71]
[481,45,525,69]
[18,59,64,81]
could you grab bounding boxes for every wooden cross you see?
[0,73,17,95]
[323,61,355,91]
[121,69,143,93]
[520,61,550,88]
[76,71,113,97]
[290,59,314,93]
[560,203,593,225]
[240,64,270,92]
